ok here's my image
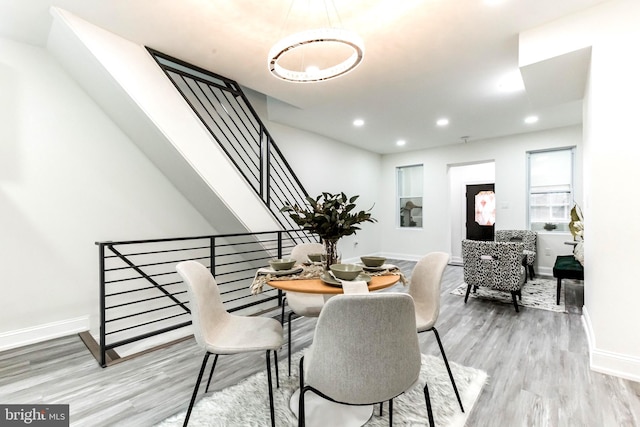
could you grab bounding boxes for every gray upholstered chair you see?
[176,261,283,427]
[461,239,526,312]
[281,242,326,376]
[408,252,464,413]
[297,293,434,427]
[494,230,537,278]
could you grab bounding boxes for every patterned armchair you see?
[461,239,526,312]
[495,230,537,278]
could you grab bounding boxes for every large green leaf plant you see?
[281,192,377,241]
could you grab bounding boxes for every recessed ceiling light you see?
[436,118,449,126]
[498,70,525,92]
[524,115,539,124]
[353,119,365,127]
[396,139,406,146]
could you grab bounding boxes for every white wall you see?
[0,37,217,350]
[521,0,640,381]
[244,88,383,262]
[379,126,583,269]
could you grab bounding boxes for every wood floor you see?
[1,262,639,427]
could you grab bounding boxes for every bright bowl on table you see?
[269,258,296,271]
[330,263,363,281]
[307,253,323,263]
[360,256,386,268]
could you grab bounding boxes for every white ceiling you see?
[0,0,606,153]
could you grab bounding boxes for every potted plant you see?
[281,192,376,269]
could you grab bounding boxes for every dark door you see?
[466,183,495,241]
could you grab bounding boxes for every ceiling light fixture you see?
[268,2,364,83]
[524,115,539,124]
[353,119,365,127]
[437,118,449,126]
[396,139,406,147]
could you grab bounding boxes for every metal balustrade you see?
[90,230,316,367]
[147,48,310,230]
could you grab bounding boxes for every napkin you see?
[340,280,369,294]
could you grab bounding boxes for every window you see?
[397,165,423,228]
[527,148,574,232]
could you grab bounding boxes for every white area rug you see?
[450,277,566,313]
[156,352,487,427]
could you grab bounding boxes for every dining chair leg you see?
[288,311,294,376]
[265,350,276,427]
[204,354,219,393]
[273,350,280,388]
[379,402,383,416]
[388,398,393,426]
[431,327,464,412]
[298,357,306,427]
[423,382,435,427]
[281,296,287,325]
[184,353,210,427]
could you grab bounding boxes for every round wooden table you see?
[267,274,400,294]
[269,273,401,426]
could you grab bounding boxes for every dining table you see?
[250,262,405,427]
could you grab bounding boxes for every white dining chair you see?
[176,260,283,427]
[297,293,434,427]
[281,242,326,375]
[408,252,464,413]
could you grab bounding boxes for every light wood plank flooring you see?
[1,262,638,426]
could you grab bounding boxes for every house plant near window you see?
[569,203,584,266]
[281,192,376,270]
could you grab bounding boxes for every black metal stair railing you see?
[146,48,309,235]
[91,229,315,367]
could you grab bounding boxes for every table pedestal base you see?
[290,388,374,427]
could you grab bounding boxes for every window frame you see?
[396,164,424,229]
[526,147,575,232]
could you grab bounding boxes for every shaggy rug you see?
[450,277,566,313]
[156,351,487,427]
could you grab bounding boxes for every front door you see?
[466,183,495,241]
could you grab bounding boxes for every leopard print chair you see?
[461,239,526,312]
[494,230,537,279]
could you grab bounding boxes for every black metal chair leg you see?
[423,382,435,427]
[273,350,280,388]
[204,354,219,393]
[281,296,287,325]
[529,265,535,279]
[184,353,210,427]
[265,351,276,427]
[388,398,393,426]
[379,402,383,416]
[464,284,472,303]
[288,311,294,376]
[510,291,520,312]
[431,327,464,412]
[298,357,306,427]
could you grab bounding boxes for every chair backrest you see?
[408,252,449,329]
[305,293,421,405]
[495,230,536,253]
[176,260,229,350]
[289,242,325,264]
[461,240,524,291]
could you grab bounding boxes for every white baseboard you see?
[582,307,640,382]
[0,316,90,352]
[537,266,553,277]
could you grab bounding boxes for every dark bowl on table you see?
[307,253,323,263]
[360,256,386,268]
[269,258,296,271]
[330,264,363,281]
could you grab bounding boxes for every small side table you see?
[552,255,584,305]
